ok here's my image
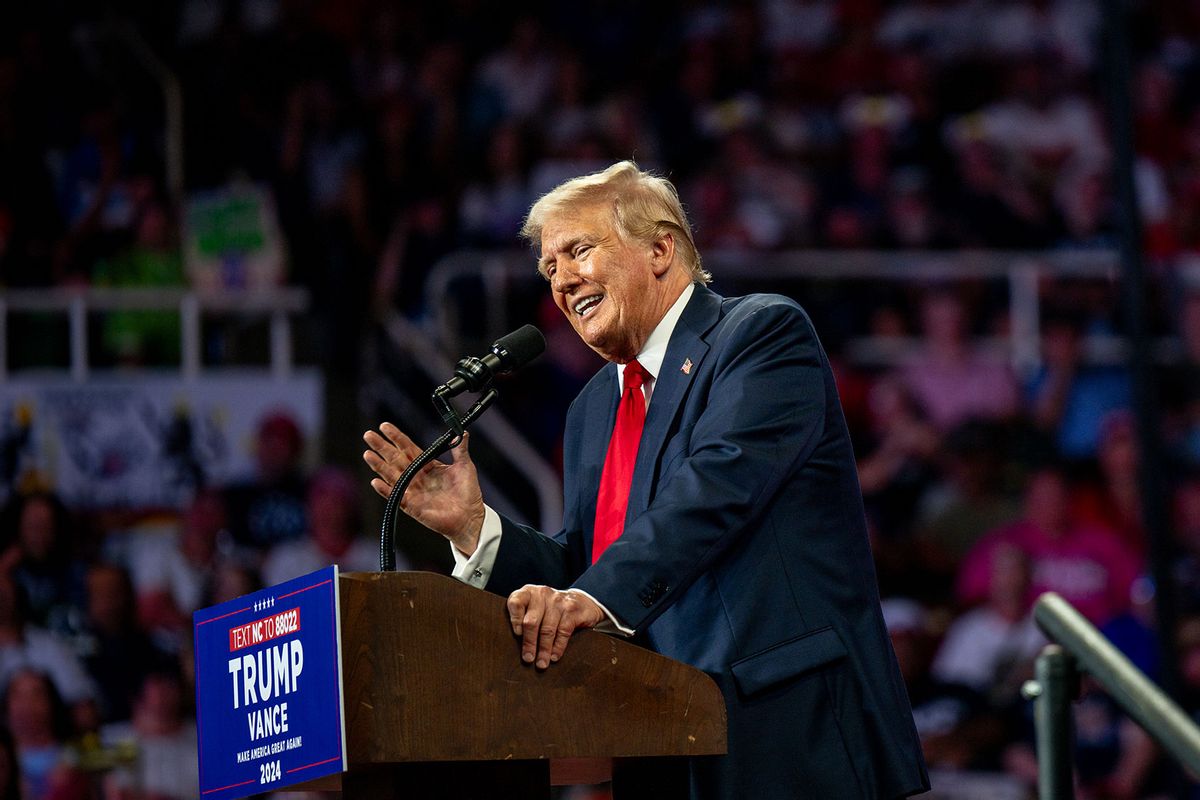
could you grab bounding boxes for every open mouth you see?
[574,294,604,318]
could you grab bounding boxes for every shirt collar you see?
[618,283,695,393]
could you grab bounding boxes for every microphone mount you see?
[378,324,545,571]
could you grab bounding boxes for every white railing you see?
[424,248,1196,378]
[0,287,310,382]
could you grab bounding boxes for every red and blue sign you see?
[194,566,346,799]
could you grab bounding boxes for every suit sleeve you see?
[484,514,576,596]
[571,301,829,632]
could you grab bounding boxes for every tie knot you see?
[624,359,649,392]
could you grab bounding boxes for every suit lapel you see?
[579,364,620,561]
[626,286,722,519]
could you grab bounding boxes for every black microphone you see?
[435,325,546,398]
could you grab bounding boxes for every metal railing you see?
[423,247,1198,377]
[374,311,563,533]
[424,248,1190,374]
[0,287,310,381]
[1024,592,1200,799]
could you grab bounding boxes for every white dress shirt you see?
[450,283,697,633]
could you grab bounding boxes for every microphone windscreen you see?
[492,324,546,371]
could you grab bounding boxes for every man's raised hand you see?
[362,422,486,555]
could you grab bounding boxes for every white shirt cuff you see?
[448,509,635,636]
[570,589,635,637]
[450,506,502,588]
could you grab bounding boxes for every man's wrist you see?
[451,506,486,556]
[450,506,502,588]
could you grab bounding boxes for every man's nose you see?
[550,260,580,293]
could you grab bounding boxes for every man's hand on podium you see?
[362,423,486,557]
[507,586,604,669]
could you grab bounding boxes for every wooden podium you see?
[305,571,726,799]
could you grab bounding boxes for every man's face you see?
[539,202,665,363]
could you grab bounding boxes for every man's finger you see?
[550,616,576,663]
[362,449,398,484]
[364,426,420,465]
[507,589,529,636]
[379,422,422,455]
[520,591,547,665]
[369,477,391,500]
[536,603,564,669]
[449,432,473,465]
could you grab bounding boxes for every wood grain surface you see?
[338,571,727,767]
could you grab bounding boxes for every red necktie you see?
[592,359,650,562]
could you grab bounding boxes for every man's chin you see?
[579,333,621,363]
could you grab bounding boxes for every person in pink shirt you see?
[901,289,1019,433]
[958,466,1140,625]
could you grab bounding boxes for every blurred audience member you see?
[474,17,557,121]
[0,573,96,715]
[857,376,941,597]
[1054,164,1114,248]
[958,466,1139,626]
[709,128,817,249]
[373,191,456,320]
[971,57,1107,209]
[858,375,940,539]
[0,492,87,637]
[685,168,757,249]
[1025,311,1131,462]
[945,135,1058,248]
[124,489,228,637]
[102,669,198,800]
[204,562,261,608]
[932,545,1043,703]
[458,122,534,246]
[3,669,85,800]
[261,467,384,586]
[1072,412,1146,557]
[880,169,952,249]
[223,412,309,552]
[901,289,1019,433]
[279,74,373,376]
[46,97,148,286]
[74,564,171,724]
[913,421,1021,587]
[91,197,184,367]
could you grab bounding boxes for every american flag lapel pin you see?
[681,358,693,375]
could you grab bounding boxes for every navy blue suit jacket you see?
[487,286,929,799]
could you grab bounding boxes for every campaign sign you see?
[194,566,346,799]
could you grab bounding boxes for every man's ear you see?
[650,232,676,278]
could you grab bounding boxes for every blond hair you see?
[521,160,711,285]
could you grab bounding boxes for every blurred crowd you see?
[0,410,406,800]
[1,0,1200,798]
[2,0,1199,369]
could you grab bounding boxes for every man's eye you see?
[573,246,590,259]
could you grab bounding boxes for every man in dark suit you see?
[364,162,929,799]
